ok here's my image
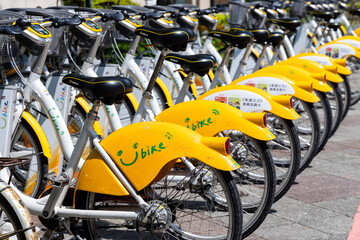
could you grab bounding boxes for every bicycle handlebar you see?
[45,15,83,28]
[0,25,22,35]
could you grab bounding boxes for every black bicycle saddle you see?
[268,18,301,32]
[208,30,253,49]
[62,74,133,105]
[134,26,195,51]
[165,53,216,76]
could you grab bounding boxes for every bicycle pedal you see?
[47,172,70,187]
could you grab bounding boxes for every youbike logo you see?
[0,97,8,129]
[117,132,173,166]
[56,83,66,111]
[48,107,65,135]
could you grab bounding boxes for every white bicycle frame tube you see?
[121,53,162,116]
[202,38,232,86]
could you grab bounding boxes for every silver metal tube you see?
[92,137,149,209]
[34,39,52,74]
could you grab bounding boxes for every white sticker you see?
[203,90,272,113]
[298,56,332,66]
[236,77,295,96]
[317,43,356,59]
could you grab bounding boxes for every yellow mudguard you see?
[257,65,332,92]
[156,77,173,107]
[278,58,343,83]
[22,111,52,159]
[155,100,275,141]
[354,27,360,36]
[232,72,319,103]
[125,92,139,112]
[316,41,360,59]
[335,36,360,49]
[292,53,352,75]
[76,121,239,195]
[197,85,300,120]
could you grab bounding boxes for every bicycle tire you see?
[266,115,300,203]
[338,74,351,121]
[116,94,136,127]
[313,90,332,154]
[225,133,275,239]
[0,192,27,240]
[292,98,321,173]
[326,81,343,136]
[78,160,243,240]
[11,118,48,198]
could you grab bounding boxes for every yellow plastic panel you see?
[278,58,343,83]
[100,122,240,191]
[317,42,360,59]
[76,149,130,196]
[232,72,319,103]
[155,100,275,141]
[293,53,351,75]
[197,85,300,120]
[257,65,332,92]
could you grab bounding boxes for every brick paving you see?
[249,74,360,240]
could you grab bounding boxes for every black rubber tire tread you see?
[269,118,300,203]
[240,139,275,239]
[0,193,27,240]
[338,75,351,121]
[295,100,321,173]
[78,166,243,240]
[12,118,48,198]
[327,81,343,137]
[313,90,332,155]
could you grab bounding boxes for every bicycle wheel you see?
[313,90,332,154]
[11,118,48,198]
[338,75,351,121]
[292,98,320,173]
[326,81,343,136]
[266,114,300,203]
[0,194,26,240]
[222,131,275,238]
[116,94,136,127]
[78,160,243,239]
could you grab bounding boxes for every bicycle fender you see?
[197,85,300,120]
[155,100,275,141]
[0,180,38,240]
[232,73,319,103]
[22,111,52,159]
[156,77,173,107]
[75,97,103,136]
[257,65,332,92]
[80,122,240,193]
[293,53,352,75]
[125,93,139,111]
[336,36,360,48]
[277,58,343,83]
[316,42,360,59]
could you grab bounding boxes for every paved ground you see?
[248,74,360,240]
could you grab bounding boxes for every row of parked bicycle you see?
[0,0,359,239]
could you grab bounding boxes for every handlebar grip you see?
[50,16,82,28]
[0,25,22,35]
